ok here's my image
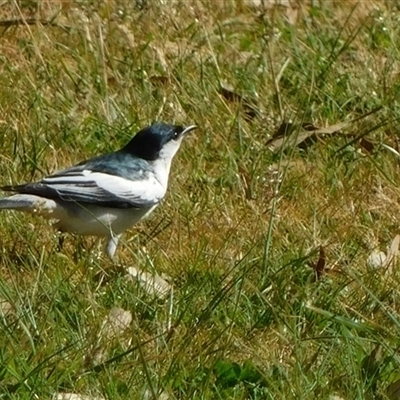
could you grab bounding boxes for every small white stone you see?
[367,250,387,270]
[54,393,105,400]
[125,267,172,298]
[101,307,132,340]
[0,300,13,317]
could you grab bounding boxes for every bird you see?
[0,122,197,259]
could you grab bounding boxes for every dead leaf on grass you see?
[311,122,350,135]
[0,299,13,317]
[84,346,106,367]
[285,5,299,25]
[149,75,170,87]
[385,234,400,274]
[245,0,300,25]
[143,389,171,400]
[219,83,259,121]
[268,107,383,153]
[267,121,347,152]
[85,307,132,367]
[268,121,316,140]
[125,267,172,298]
[54,393,105,400]
[149,39,209,70]
[101,307,132,340]
[387,378,400,400]
[310,246,326,280]
[359,137,375,153]
[367,250,387,270]
[114,23,135,50]
[244,0,292,10]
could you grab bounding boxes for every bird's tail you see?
[0,194,54,212]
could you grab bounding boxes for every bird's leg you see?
[57,233,66,252]
[73,236,87,263]
[105,233,121,261]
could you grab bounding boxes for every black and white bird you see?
[0,122,197,258]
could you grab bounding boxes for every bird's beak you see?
[182,125,197,135]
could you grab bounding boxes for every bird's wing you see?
[2,167,165,209]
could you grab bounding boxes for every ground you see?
[0,1,399,399]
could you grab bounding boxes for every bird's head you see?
[123,123,197,161]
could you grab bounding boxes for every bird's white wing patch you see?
[40,170,166,208]
[91,171,166,203]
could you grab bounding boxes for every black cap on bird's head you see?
[122,123,197,161]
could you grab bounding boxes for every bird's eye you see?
[172,131,180,141]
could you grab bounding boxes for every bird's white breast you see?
[52,202,158,236]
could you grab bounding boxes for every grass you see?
[0,0,400,398]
